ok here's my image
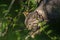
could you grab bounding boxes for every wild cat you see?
[24,0,60,39]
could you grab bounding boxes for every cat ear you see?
[36,10,48,22]
[23,11,29,17]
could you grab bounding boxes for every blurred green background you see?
[0,0,60,40]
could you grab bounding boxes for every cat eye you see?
[29,24,31,25]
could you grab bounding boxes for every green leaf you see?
[30,0,36,4]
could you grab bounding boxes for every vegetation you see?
[0,0,60,40]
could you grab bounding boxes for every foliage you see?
[0,0,60,40]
